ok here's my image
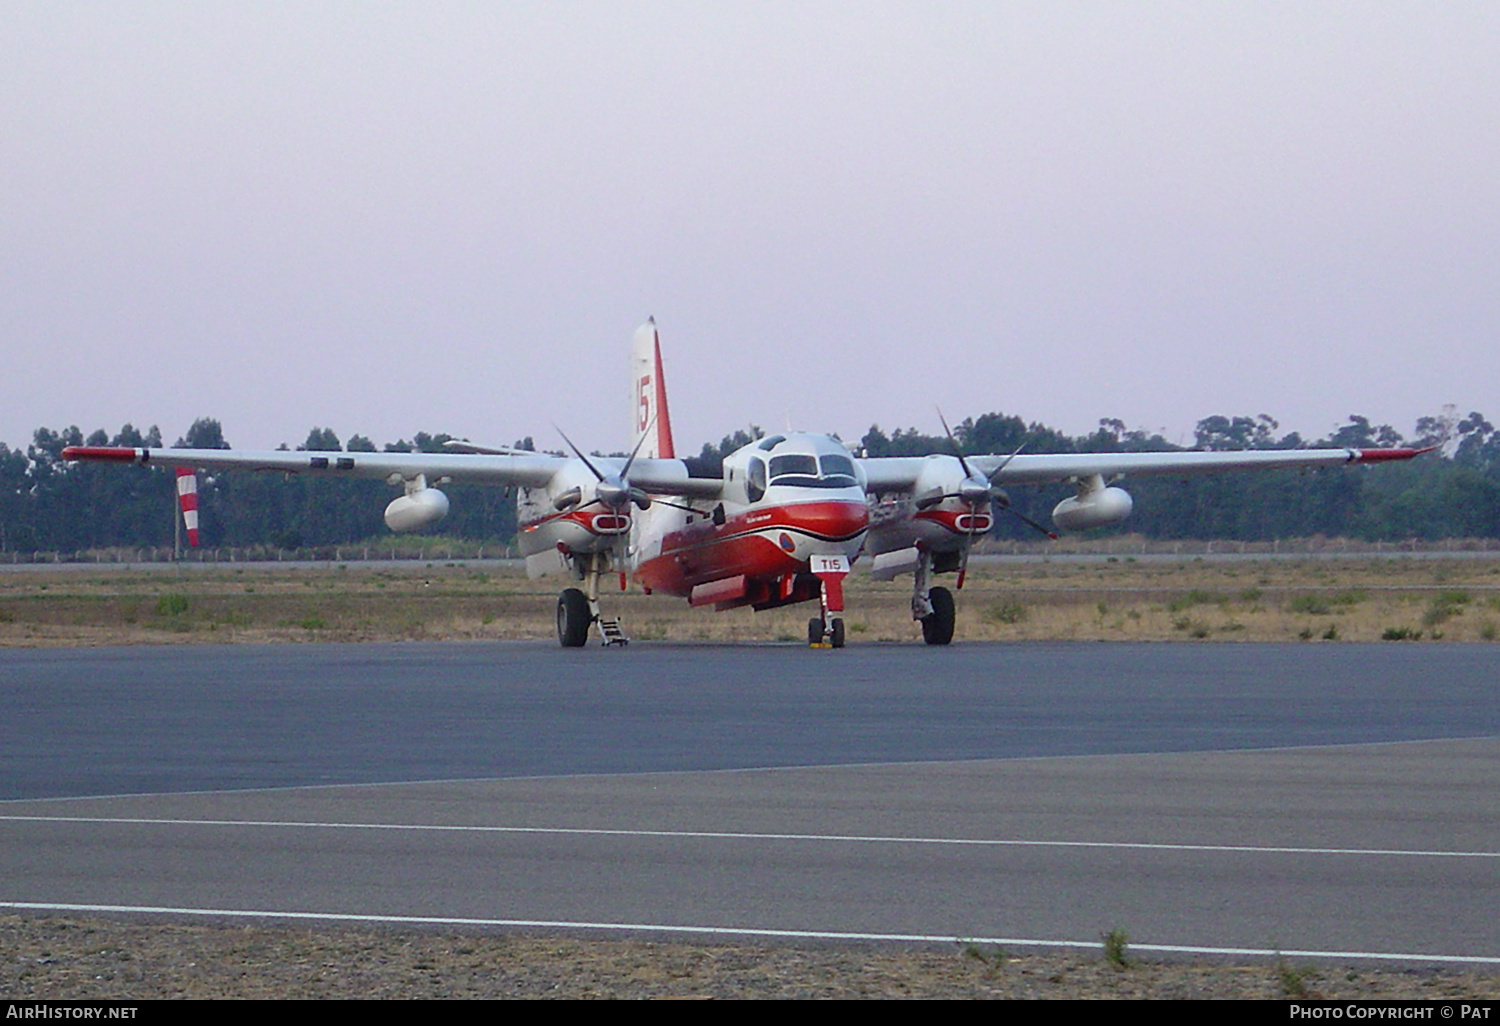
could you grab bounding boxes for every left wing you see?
[860,445,1427,492]
[858,445,1429,533]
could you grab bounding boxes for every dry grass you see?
[4,914,1497,1000]
[2,556,1498,647]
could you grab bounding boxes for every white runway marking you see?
[2,900,1496,966]
[3,814,1495,859]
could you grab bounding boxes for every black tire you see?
[557,588,592,647]
[921,586,955,646]
[830,618,846,649]
[808,617,825,646]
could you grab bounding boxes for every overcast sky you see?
[3,2,1496,454]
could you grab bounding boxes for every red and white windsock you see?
[175,467,200,547]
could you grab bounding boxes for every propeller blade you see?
[957,513,975,591]
[936,407,976,481]
[619,412,656,481]
[554,425,605,482]
[986,441,1027,484]
[1006,507,1059,540]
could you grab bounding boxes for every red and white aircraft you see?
[64,320,1426,647]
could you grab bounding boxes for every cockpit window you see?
[819,453,857,486]
[769,454,818,480]
[747,456,766,502]
[765,452,857,489]
[757,435,786,451]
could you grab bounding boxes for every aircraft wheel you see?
[808,617,824,646]
[830,618,846,649]
[557,588,592,647]
[921,586,955,646]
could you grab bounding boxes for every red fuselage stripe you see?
[637,499,868,597]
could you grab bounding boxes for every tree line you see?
[3,408,1498,555]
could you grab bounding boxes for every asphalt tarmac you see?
[2,642,1497,963]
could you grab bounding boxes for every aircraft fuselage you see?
[633,432,868,610]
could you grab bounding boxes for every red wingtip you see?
[1355,447,1434,463]
[61,446,143,463]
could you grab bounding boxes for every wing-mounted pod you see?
[384,473,450,532]
[1052,473,1133,532]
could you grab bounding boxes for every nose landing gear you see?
[808,614,846,648]
[808,554,849,648]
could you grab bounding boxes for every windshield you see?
[819,453,857,486]
[767,452,857,489]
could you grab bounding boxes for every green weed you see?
[155,594,190,618]
[1381,626,1422,641]
[1274,955,1320,998]
[960,940,1009,974]
[1102,929,1132,969]
[1423,590,1472,627]
[985,601,1027,624]
[1167,589,1223,612]
[1287,595,1331,615]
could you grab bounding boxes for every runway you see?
[2,642,1498,963]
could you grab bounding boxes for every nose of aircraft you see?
[787,499,870,548]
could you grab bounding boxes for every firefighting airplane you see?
[64,320,1426,648]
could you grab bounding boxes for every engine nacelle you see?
[384,487,450,533]
[1052,484,1133,532]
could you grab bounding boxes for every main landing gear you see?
[557,588,591,647]
[920,586,955,646]
[556,552,629,647]
[910,549,956,645]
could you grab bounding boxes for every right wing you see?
[62,445,566,488]
[59,445,725,498]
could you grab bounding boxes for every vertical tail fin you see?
[176,466,200,547]
[629,318,676,459]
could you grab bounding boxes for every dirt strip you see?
[3,915,1498,1000]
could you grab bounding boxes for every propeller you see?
[553,420,705,517]
[555,424,654,511]
[928,410,1058,587]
